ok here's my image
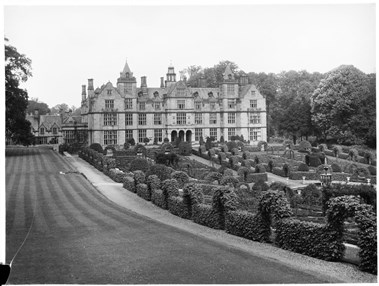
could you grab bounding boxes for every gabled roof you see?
[62,115,82,124]
[188,87,220,100]
[40,115,61,129]
[239,84,265,98]
[223,64,235,80]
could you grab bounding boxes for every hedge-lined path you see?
[5,147,376,283]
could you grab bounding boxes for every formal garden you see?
[60,137,378,275]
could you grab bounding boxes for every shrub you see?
[161,179,180,199]
[171,171,189,188]
[289,172,319,180]
[226,141,238,151]
[220,176,239,188]
[146,175,161,192]
[237,166,250,181]
[89,143,103,153]
[269,181,288,192]
[343,163,358,174]
[368,165,376,176]
[331,163,342,173]
[318,143,328,152]
[146,164,172,181]
[349,148,359,161]
[104,145,116,156]
[267,160,274,172]
[192,204,224,229]
[183,183,204,207]
[123,176,135,193]
[204,172,223,184]
[301,184,322,206]
[127,138,136,146]
[151,189,167,209]
[272,167,286,177]
[220,144,228,153]
[136,183,150,200]
[129,158,150,173]
[133,170,146,186]
[307,154,322,167]
[255,163,266,173]
[298,140,311,152]
[352,167,371,180]
[333,146,342,157]
[257,141,267,151]
[178,141,192,156]
[297,163,309,172]
[321,184,376,213]
[283,163,290,177]
[246,173,268,183]
[252,180,269,192]
[168,196,191,219]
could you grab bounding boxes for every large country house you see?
[80,60,267,147]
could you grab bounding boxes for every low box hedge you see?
[246,173,268,183]
[272,167,286,177]
[151,189,167,209]
[168,196,191,219]
[192,203,224,229]
[136,183,151,201]
[338,153,349,160]
[324,150,335,157]
[331,172,350,182]
[225,210,270,242]
[275,218,344,261]
[289,172,319,180]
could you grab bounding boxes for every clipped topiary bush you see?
[204,172,223,184]
[151,189,167,209]
[146,164,172,181]
[161,179,180,199]
[252,180,269,193]
[171,171,189,188]
[331,163,342,173]
[136,183,150,200]
[146,175,161,192]
[297,163,309,172]
[298,140,311,152]
[349,148,359,161]
[89,143,103,153]
[130,158,150,173]
[123,175,135,193]
[133,170,146,186]
[220,175,239,188]
[255,163,266,173]
[178,141,192,156]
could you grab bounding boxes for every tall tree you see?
[5,38,34,145]
[311,65,373,145]
[27,98,50,115]
[50,103,70,115]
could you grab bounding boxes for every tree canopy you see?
[5,38,34,145]
[27,98,50,115]
[311,65,375,147]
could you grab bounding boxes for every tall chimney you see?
[82,85,87,101]
[88,79,94,97]
[141,76,147,94]
[160,77,165,88]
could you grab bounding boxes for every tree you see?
[5,38,34,145]
[27,98,50,115]
[311,65,373,146]
[50,103,69,115]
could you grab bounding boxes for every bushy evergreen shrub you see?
[123,176,135,193]
[297,163,309,172]
[220,175,239,188]
[129,158,150,173]
[178,141,192,156]
[171,171,189,188]
[146,164,172,181]
[133,170,146,186]
[136,183,150,200]
[151,189,167,209]
[331,163,342,172]
[204,172,223,184]
[89,143,103,153]
[146,175,161,192]
[298,140,311,152]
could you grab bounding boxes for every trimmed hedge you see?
[136,183,150,201]
[192,203,224,229]
[321,184,376,213]
[146,164,172,181]
[151,189,167,209]
[289,172,319,180]
[226,211,270,242]
[272,167,286,177]
[171,171,189,188]
[123,176,135,193]
[275,218,343,261]
[246,173,268,183]
[297,163,309,172]
[130,158,150,173]
[168,196,191,219]
[146,175,161,192]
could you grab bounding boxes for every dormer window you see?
[138,91,143,97]
[52,127,58,135]
[154,91,159,98]
[208,92,213,98]
[193,92,199,97]
[126,72,130,78]
[40,127,45,135]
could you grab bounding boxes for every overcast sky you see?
[4,2,376,108]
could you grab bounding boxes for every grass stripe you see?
[54,174,117,230]
[28,174,48,233]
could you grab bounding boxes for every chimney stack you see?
[198,76,207,88]
[239,75,248,86]
[160,77,165,88]
[141,76,147,94]
[88,79,94,97]
[82,85,87,101]
[34,109,39,119]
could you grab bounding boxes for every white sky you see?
[3,1,377,108]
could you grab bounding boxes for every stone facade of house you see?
[80,60,267,147]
